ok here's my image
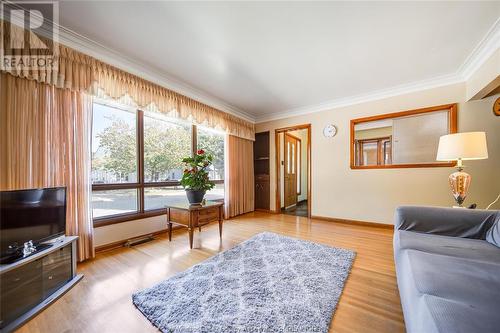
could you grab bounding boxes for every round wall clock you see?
[323,124,337,138]
[493,97,500,116]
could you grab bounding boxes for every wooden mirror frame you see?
[350,103,458,169]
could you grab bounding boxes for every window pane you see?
[144,186,187,210]
[144,113,191,182]
[206,183,224,202]
[92,103,137,184]
[144,184,224,211]
[287,142,290,173]
[197,126,225,180]
[92,189,138,218]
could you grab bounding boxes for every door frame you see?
[275,124,311,218]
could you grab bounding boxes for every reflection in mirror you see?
[351,104,457,168]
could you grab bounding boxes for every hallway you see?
[282,200,308,217]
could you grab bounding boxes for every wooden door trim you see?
[275,124,311,218]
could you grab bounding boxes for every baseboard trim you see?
[311,215,393,229]
[95,213,392,252]
[95,227,181,253]
[255,208,277,214]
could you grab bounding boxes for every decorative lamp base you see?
[448,170,471,207]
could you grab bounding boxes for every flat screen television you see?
[0,187,66,263]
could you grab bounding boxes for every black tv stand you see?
[0,236,83,332]
[0,243,53,265]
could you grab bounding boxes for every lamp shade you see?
[436,132,488,161]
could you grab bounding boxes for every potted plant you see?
[180,149,215,205]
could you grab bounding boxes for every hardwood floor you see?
[17,212,405,333]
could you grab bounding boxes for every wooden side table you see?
[166,201,224,249]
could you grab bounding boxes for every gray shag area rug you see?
[132,232,355,333]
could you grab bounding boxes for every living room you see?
[0,1,499,333]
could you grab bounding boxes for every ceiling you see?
[57,1,500,122]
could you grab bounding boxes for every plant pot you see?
[185,189,206,205]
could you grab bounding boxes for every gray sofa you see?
[394,206,500,333]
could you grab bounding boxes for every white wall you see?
[94,215,167,247]
[256,84,500,224]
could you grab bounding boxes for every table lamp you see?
[436,132,488,207]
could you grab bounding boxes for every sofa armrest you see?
[394,206,498,239]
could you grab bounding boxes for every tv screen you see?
[0,187,66,257]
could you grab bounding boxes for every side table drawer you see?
[169,209,189,226]
[198,207,219,223]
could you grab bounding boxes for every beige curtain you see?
[0,73,95,261]
[224,135,255,218]
[2,20,255,141]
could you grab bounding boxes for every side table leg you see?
[168,222,172,241]
[218,206,223,239]
[188,227,194,249]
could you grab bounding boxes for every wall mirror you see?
[350,104,457,169]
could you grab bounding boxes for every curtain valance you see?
[1,21,255,140]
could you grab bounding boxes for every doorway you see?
[275,124,311,218]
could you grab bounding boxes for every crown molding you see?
[256,18,500,123]
[1,2,255,123]
[254,73,463,123]
[459,17,500,80]
[4,2,498,125]
[59,26,255,123]
[56,26,256,123]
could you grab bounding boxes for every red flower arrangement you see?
[180,151,215,191]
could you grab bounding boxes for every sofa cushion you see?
[403,249,500,333]
[486,214,500,248]
[394,231,500,333]
[397,229,500,264]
